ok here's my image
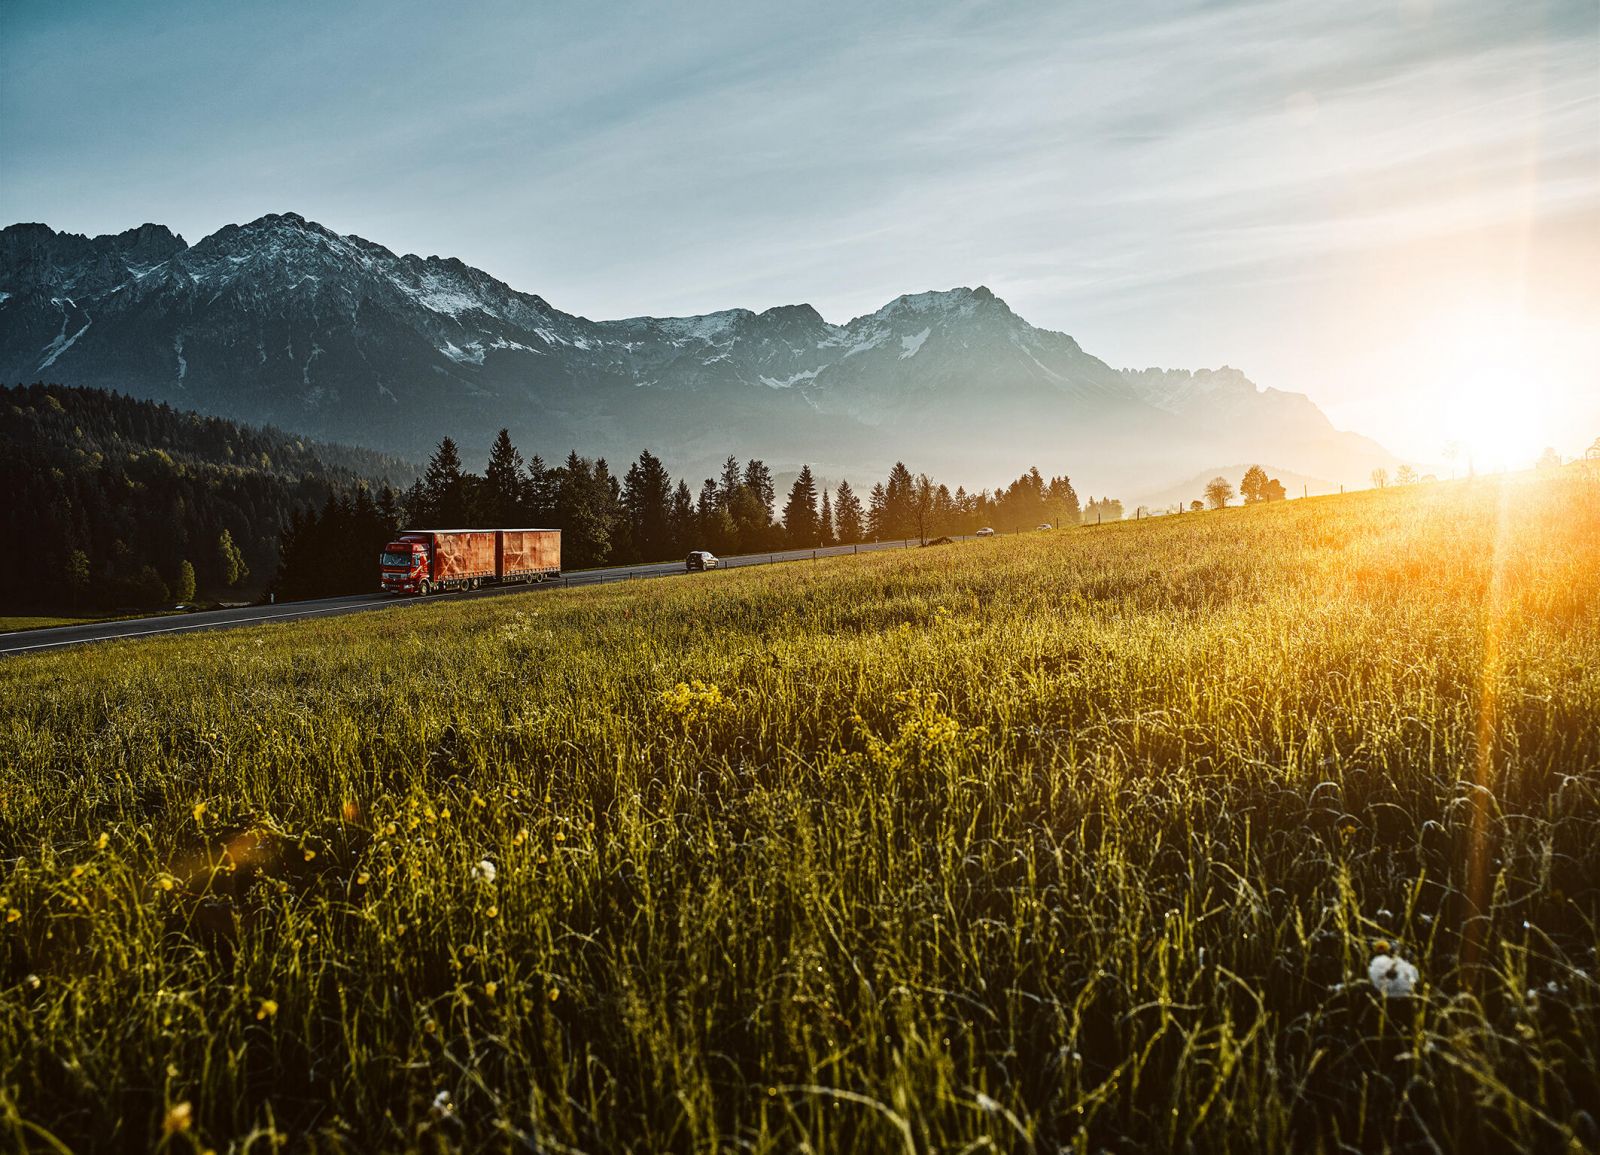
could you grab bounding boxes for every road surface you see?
[0,537,964,658]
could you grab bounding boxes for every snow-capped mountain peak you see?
[0,213,1395,495]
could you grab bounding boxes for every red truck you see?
[379,528,561,596]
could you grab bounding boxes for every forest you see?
[274,430,1096,599]
[2,384,1110,608]
[0,384,414,611]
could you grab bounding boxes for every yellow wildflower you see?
[255,999,279,1020]
[95,832,109,851]
[163,1101,193,1134]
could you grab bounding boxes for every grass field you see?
[0,616,98,633]
[2,473,1598,1154]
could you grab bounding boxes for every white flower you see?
[430,1090,453,1117]
[1368,954,1419,998]
[472,859,496,884]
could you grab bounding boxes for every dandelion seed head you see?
[472,859,497,884]
[1368,954,1419,998]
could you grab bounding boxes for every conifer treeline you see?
[275,430,1093,599]
[0,383,414,610]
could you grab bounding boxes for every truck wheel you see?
[418,580,431,597]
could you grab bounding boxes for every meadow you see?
[2,472,1597,1154]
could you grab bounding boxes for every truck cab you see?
[380,535,433,595]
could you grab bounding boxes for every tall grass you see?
[2,474,1598,1153]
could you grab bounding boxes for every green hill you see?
[0,383,415,609]
[2,473,1596,1153]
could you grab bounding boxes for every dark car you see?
[686,550,720,572]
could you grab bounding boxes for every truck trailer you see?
[379,528,561,596]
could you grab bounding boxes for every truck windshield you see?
[380,551,417,567]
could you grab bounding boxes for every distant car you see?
[686,550,720,572]
[975,527,996,537]
[1036,523,1052,531]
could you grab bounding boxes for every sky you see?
[3,0,1596,465]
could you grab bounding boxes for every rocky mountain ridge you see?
[0,213,1395,497]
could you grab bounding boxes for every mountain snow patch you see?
[899,328,931,358]
[440,340,485,365]
[759,367,823,389]
[39,317,91,372]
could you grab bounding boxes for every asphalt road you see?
[0,537,960,658]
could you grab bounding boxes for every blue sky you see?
[3,0,1596,461]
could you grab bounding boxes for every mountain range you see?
[0,213,1394,500]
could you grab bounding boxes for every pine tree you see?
[525,455,557,524]
[883,462,916,539]
[422,437,467,525]
[819,488,835,546]
[782,465,820,547]
[669,480,695,555]
[484,429,526,524]
[743,460,775,522]
[867,482,888,540]
[835,480,864,544]
[556,451,615,568]
[622,449,674,562]
[718,456,743,510]
[175,559,197,601]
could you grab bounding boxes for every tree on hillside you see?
[1190,500,1204,513]
[1204,477,1233,510]
[483,429,527,525]
[1083,495,1124,523]
[1047,474,1081,526]
[1240,465,1269,504]
[834,480,864,544]
[782,465,820,546]
[1371,467,1389,489]
[1262,477,1287,502]
[217,529,249,586]
[175,559,196,602]
[819,488,836,546]
[1395,464,1418,485]
[1535,448,1562,471]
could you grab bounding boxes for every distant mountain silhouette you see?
[0,213,1396,496]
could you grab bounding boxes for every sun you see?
[1397,305,1572,472]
